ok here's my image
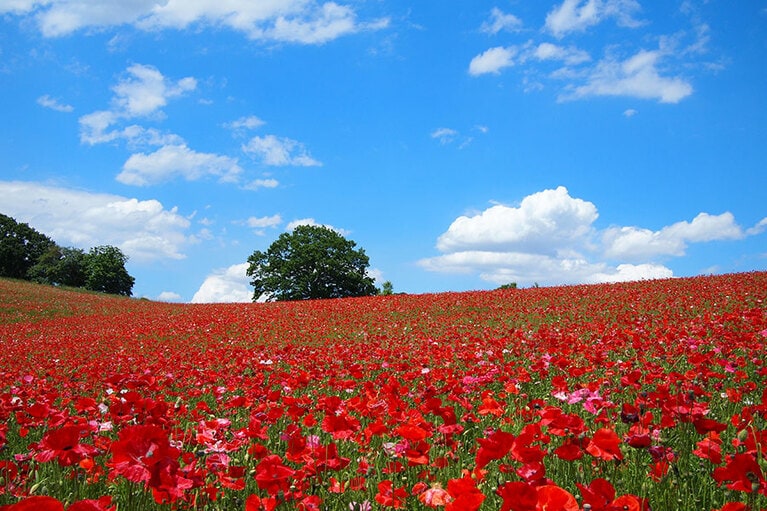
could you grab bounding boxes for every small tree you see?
[380,281,394,295]
[83,245,135,296]
[247,225,377,302]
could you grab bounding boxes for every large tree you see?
[0,213,56,279]
[83,245,135,296]
[247,225,377,302]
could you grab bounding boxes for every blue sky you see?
[1,1,765,302]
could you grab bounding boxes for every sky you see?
[1,1,766,303]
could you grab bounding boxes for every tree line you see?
[0,213,134,296]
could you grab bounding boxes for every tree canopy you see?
[0,213,134,296]
[246,225,378,302]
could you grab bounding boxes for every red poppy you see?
[536,485,579,511]
[475,429,515,470]
[445,475,485,511]
[577,478,615,511]
[586,428,624,461]
[712,453,764,492]
[34,425,99,467]
[375,480,408,508]
[254,455,295,496]
[245,494,278,511]
[0,496,64,511]
[497,481,537,511]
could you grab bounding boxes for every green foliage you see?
[83,245,135,296]
[247,225,377,302]
[0,213,135,296]
[28,246,86,287]
[497,282,517,290]
[0,213,56,279]
[380,280,394,295]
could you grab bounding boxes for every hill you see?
[0,273,765,510]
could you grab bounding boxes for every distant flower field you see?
[0,273,765,511]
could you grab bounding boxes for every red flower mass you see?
[0,272,765,510]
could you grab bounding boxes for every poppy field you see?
[0,272,765,511]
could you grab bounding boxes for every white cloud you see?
[586,263,674,284]
[112,63,196,118]
[0,180,194,262]
[603,212,744,261]
[746,217,767,236]
[481,7,522,35]
[469,46,516,76]
[243,178,280,191]
[226,115,266,131]
[431,127,458,144]
[245,214,282,235]
[534,42,590,65]
[286,218,350,236]
[420,186,757,287]
[436,186,598,253]
[545,0,642,38]
[18,0,387,44]
[118,144,242,186]
[79,64,196,145]
[623,108,638,117]
[192,263,252,303]
[37,95,74,112]
[563,49,693,103]
[243,135,321,167]
[157,291,182,302]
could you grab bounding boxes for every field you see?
[0,273,765,511]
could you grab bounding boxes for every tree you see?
[83,245,135,296]
[28,246,86,287]
[0,213,56,279]
[247,225,378,302]
[380,281,394,295]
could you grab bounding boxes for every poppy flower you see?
[475,430,515,470]
[245,494,278,511]
[0,496,64,511]
[375,480,407,508]
[586,428,624,461]
[712,453,764,492]
[34,425,99,467]
[254,455,295,495]
[419,483,453,507]
[445,475,485,511]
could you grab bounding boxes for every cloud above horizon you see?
[419,186,765,287]
[0,180,196,263]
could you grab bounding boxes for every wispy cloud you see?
[545,0,643,38]
[243,135,322,167]
[37,94,74,112]
[469,46,516,76]
[481,7,522,35]
[6,0,389,44]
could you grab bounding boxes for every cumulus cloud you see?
[419,186,759,287]
[469,46,516,76]
[192,263,252,303]
[0,180,194,262]
[603,212,744,261]
[545,0,642,38]
[37,95,74,112]
[12,0,388,44]
[436,187,598,253]
[157,291,182,302]
[118,144,242,186]
[79,64,196,145]
[243,135,321,167]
